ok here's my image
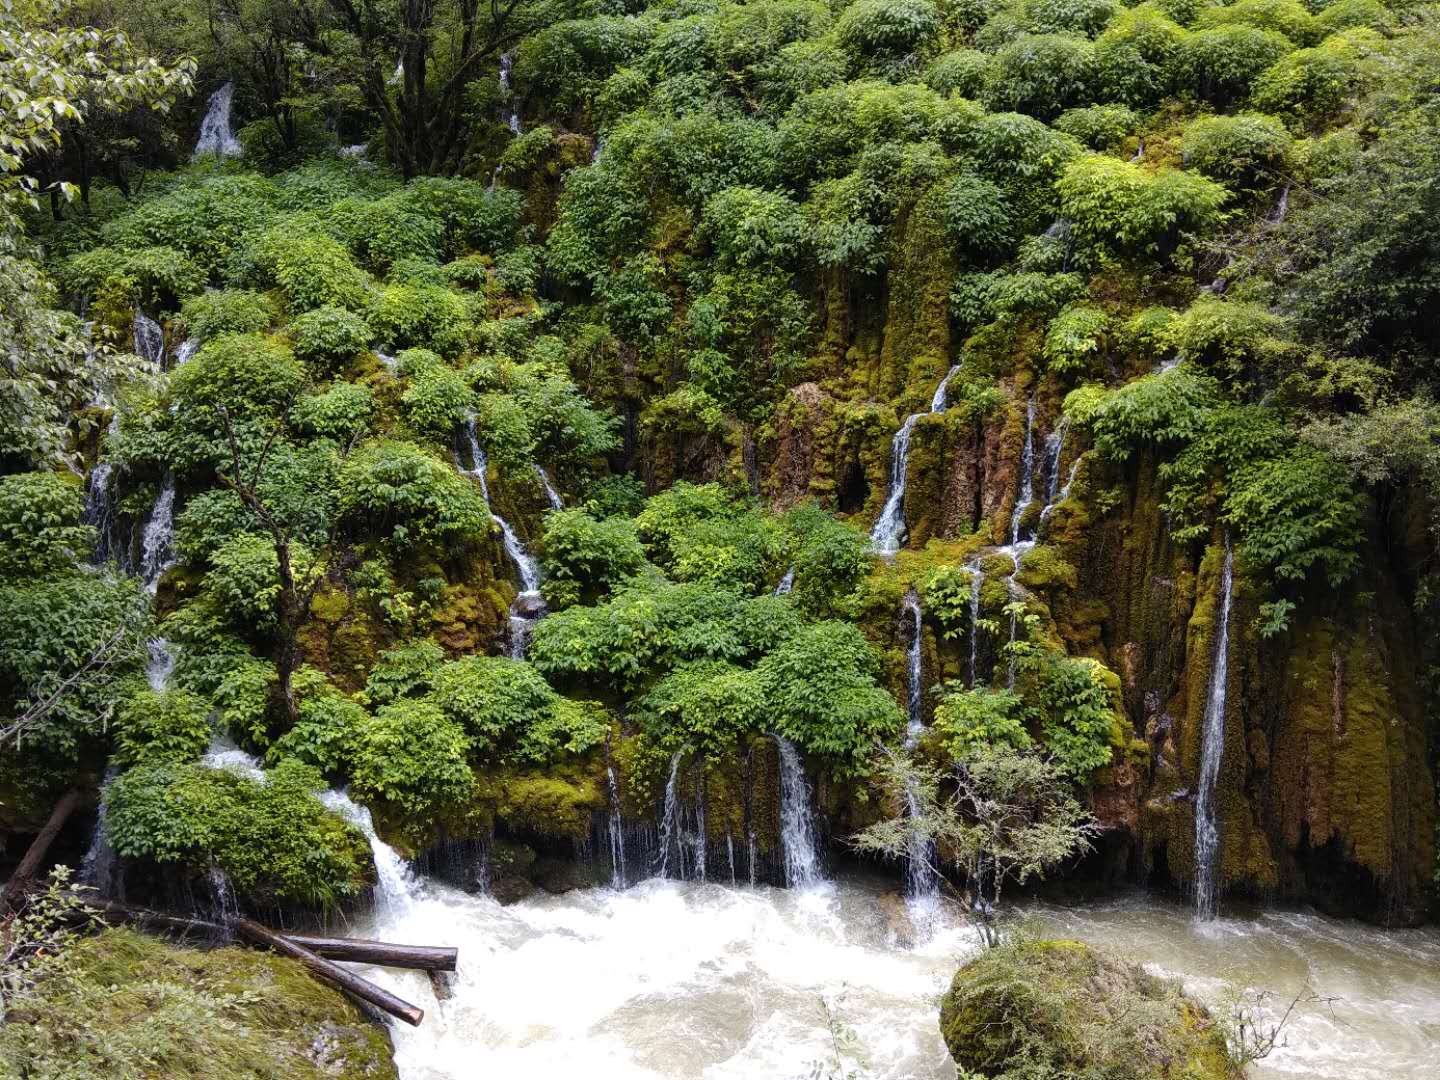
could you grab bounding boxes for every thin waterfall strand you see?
[774,735,824,889]
[1194,539,1235,920]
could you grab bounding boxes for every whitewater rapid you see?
[338,874,1440,1080]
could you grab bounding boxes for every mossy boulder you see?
[0,928,397,1079]
[939,939,1239,1080]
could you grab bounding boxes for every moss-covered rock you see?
[0,928,397,1079]
[938,939,1239,1080]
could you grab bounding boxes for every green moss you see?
[0,928,397,1079]
[938,938,1237,1080]
[493,768,604,840]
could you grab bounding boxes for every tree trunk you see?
[283,934,458,971]
[0,790,82,914]
[234,918,425,1025]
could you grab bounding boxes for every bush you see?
[936,173,1014,262]
[540,509,648,608]
[1053,104,1138,149]
[349,700,473,818]
[1091,6,1186,105]
[1044,304,1109,373]
[983,34,1097,120]
[1195,0,1315,45]
[178,289,275,340]
[1173,25,1294,108]
[1056,154,1227,265]
[204,534,294,632]
[287,305,373,366]
[0,472,92,579]
[755,620,904,770]
[113,689,211,768]
[1182,113,1291,191]
[1021,0,1119,36]
[922,49,990,98]
[636,661,766,756]
[934,686,1033,758]
[835,0,943,73]
[782,504,869,617]
[105,758,372,907]
[369,284,471,357]
[247,229,370,313]
[325,194,444,274]
[400,359,474,440]
[290,382,375,442]
[336,440,490,546]
[266,668,368,773]
[1084,364,1220,455]
[1250,33,1375,120]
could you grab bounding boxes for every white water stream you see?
[193,81,242,158]
[1194,537,1235,919]
[342,875,1440,1080]
[870,366,961,555]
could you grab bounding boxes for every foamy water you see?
[344,875,1440,1080]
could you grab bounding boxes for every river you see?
[339,873,1440,1080]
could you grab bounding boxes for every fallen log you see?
[235,918,424,1026]
[283,934,458,972]
[1,790,82,914]
[77,896,228,940]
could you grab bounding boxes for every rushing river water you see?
[339,873,1440,1080]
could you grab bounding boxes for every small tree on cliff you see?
[853,745,1098,946]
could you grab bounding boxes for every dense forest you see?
[2,0,1439,1073]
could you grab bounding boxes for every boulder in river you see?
[939,938,1240,1079]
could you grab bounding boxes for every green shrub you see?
[783,504,870,617]
[63,246,206,311]
[936,173,1014,262]
[1250,32,1376,120]
[290,382,375,442]
[1182,113,1292,191]
[325,194,444,274]
[369,284,471,356]
[106,758,372,907]
[983,34,1097,120]
[363,639,446,707]
[286,305,373,366]
[1053,104,1138,149]
[540,509,648,609]
[1195,0,1316,44]
[1173,25,1294,108]
[336,440,490,545]
[0,472,92,579]
[922,49,990,98]
[636,661,766,756]
[266,668,368,773]
[204,534,294,632]
[934,686,1033,759]
[248,229,370,312]
[113,689,211,768]
[1021,0,1119,36]
[835,0,943,73]
[349,700,473,819]
[1056,154,1227,265]
[400,360,475,440]
[1043,304,1109,373]
[1083,364,1220,455]
[1091,6,1186,105]
[179,289,275,340]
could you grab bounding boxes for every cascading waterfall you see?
[901,592,939,906]
[1269,183,1291,225]
[202,736,265,781]
[498,53,522,135]
[773,735,824,890]
[193,81,242,158]
[774,566,795,595]
[1193,538,1235,920]
[459,417,545,658]
[320,789,421,917]
[870,365,963,554]
[967,559,984,687]
[535,466,563,510]
[139,476,177,591]
[79,765,121,897]
[172,337,199,368]
[604,765,627,889]
[655,753,684,879]
[133,310,165,366]
[1007,399,1037,550]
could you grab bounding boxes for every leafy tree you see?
[934,685,1034,759]
[0,472,92,578]
[856,746,1098,944]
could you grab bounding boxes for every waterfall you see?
[773,735,824,890]
[535,466,563,511]
[86,458,118,563]
[459,417,545,658]
[1007,399,1037,549]
[655,753,683,879]
[207,865,241,924]
[202,735,266,781]
[967,560,984,687]
[498,53,522,135]
[80,765,121,898]
[172,338,199,368]
[1039,458,1081,536]
[192,81,242,159]
[901,593,939,905]
[774,566,795,596]
[376,351,399,374]
[133,310,165,366]
[871,365,963,555]
[139,476,177,592]
[146,637,176,692]
[604,765,627,889]
[320,789,420,917]
[1193,539,1235,920]
[1269,184,1291,225]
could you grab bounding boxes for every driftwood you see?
[284,934,457,972]
[235,918,424,1026]
[0,790,82,914]
[76,896,227,939]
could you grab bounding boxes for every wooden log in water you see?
[283,934,458,972]
[77,896,228,939]
[234,918,424,1026]
[1,790,82,913]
